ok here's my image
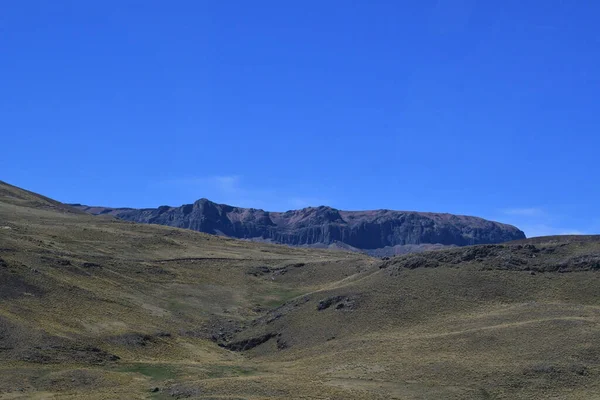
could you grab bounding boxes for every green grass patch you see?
[166,300,189,312]
[206,365,257,378]
[260,286,305,309]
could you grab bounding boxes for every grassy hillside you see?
[0,180,599,399]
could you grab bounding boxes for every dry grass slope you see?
[0,180,599,399]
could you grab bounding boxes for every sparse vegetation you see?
[116,363,178,380]
[1,180,599,399]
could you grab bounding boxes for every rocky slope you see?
[72,199,525,252]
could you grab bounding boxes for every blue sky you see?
[2,1,599,237]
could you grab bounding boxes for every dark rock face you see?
[317,295,357,311]
[218,333,278,351]
[72,200,525,251]
[317,296,345,311]
[378,241,600,273]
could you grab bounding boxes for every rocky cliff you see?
[72,199,526,253]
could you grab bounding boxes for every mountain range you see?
[72,198,526,254]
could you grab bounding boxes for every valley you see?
[0,180,599,399]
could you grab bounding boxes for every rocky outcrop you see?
[72,200,525,251]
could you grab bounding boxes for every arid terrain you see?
[1,180,599,399]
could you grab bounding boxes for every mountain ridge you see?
[72,198,525,253]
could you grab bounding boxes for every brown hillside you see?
[1,181,598,399]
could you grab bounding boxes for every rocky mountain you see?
[72,199,526,252]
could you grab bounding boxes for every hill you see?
[72,198,525,254]
[1,180,598,399]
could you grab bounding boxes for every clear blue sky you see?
[2,1,599,237]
